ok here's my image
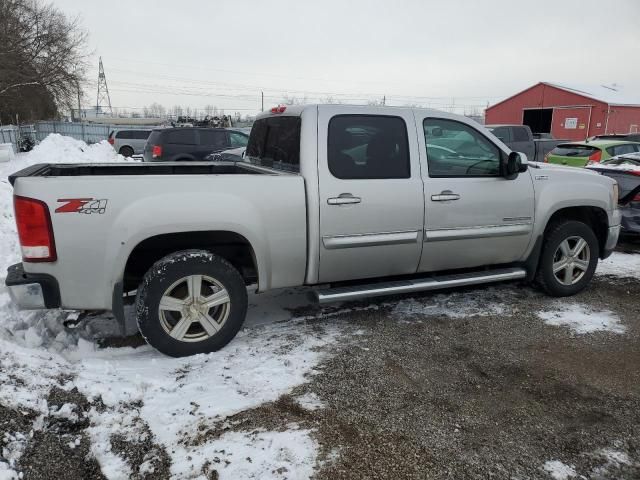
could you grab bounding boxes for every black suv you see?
[143,127,249,162]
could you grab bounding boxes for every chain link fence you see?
[0,122,154,153]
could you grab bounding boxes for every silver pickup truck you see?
[6,105,621,357]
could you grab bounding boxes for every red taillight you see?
[14,196,56,262]
[589,150,602,162]
[152,145,162,158]
[634,194,640,202]
[108,137,114,145]
[270,105,286,114]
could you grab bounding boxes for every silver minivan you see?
[108,129,152,157]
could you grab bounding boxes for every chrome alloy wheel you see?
[158,274,230,342]
[552,236,591,286]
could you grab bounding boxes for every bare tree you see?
[281,94,308,105]
[320,95,343,104]
[0,0,89,122]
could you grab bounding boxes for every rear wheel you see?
[119,146,134,157]
[136,250,248,357]
[536,220,599,296]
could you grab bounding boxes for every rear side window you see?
[166,129,197,145]
[246,117,301,172]
[229,131,249,148]
[328,115,410,179]
[147,131,161,145]
[116,130,132,139]
[550,144,599,157]
[199,130,227,148]
[513,127,529,142]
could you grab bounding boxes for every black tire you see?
[536,220,599,297]
[136,249,248,357]
[119,146,134,157]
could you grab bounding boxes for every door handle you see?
[327,193,362,205]
[431,190,460,202]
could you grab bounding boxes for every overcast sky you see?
[54,0,640,116]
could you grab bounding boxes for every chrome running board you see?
[314,267,526,304]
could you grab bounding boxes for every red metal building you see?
[485,82,640,141]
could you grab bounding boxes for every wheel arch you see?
[122,230,260,292]
[543,205,609,258]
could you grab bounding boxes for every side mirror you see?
[503,151,526,179]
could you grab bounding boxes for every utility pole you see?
[96,57,113,116]
[382,95,386,106]
[261,91,264,112]
[76,82,81,121]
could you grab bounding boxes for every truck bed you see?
[8,161,276,186]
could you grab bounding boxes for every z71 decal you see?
[56,198,108,214]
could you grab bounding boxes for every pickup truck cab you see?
[485,124,567,163]
[6,105,621,356]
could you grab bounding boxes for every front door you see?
[416,114,535,272]
[317,106,424,283]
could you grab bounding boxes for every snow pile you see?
[0,134,130,347]
[537,304,626,335]
[597,252,640,279]
[543,460,577,479]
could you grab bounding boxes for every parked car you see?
[108,129,152,157]
[6,105,620,357]
[205,147,246,162]
[586,153,640,235]
[484,124,567,163]
[591,133,640,143]
[545,140,640,167]
[142,127,249,162]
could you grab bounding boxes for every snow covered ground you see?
[1,135,639,479]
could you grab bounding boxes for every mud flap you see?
[112,281,139,336]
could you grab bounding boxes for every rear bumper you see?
[5,263,61,310]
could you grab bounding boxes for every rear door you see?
[417,114,535,272]
[197,129,229,159]
[317,106,424,283]
[164,129,198,160]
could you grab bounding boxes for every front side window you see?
[607,144,637,157]
[134,130,151,140]
[199,130,227,148]
[328,115,410,179]
[424,118,501,177]
[229,131,249,148]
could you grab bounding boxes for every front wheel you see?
[536,220,599,297]
[136,250,248,357]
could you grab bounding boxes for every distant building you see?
[485,82,640,141]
